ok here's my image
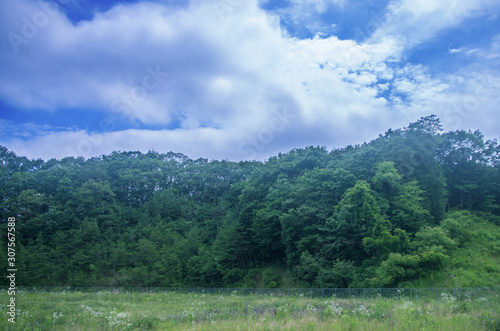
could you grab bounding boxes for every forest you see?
[1,115,499,288]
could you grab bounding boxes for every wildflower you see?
[352,305,372,316]
[105,311,132,327]
[399,300,423,315]
[306,304,316,311]
[324,301,343,317]
[440,293,456,302]
[52,312,63,321]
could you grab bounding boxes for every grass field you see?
[1,289,498,330]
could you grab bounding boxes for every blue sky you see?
[1,0,499,161]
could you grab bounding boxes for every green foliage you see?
[325,180,389,262]
[362,228,410,259]
[252,199,285,262]
[372,161,402,200]
[316,259,356,288]
[371,252,420,287]
[412,226,456,250]
[295,251,321,285]
[262,268,282,288]
[0,117,499,288]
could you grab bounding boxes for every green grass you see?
[1,290,498,330]
[412,214,500,289]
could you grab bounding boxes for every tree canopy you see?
[1,116,499,288]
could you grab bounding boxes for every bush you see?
[315,259,356,288]
[262,269,282,288]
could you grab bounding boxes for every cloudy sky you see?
[1,0,499,161]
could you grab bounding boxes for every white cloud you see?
[270,0,345,37]
[0,120,58,139]
[370,0,499,45]
[471,34,500,60]
[0,0,499,161]
[289,0,346,13]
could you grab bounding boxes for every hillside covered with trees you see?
[1,115,499,288]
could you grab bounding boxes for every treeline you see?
[1,115,499,288]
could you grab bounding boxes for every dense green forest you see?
[1,115,499,288]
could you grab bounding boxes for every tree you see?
[391,181,431,233]
[1,115,498,288]
[372,161,431,233]
[316,259,356,288]
[438,130,500,212]
[372,161,402,201]
[325,180,389,263]
[252,199,286,262]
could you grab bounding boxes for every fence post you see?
[322,288,324,298]
[435,288,438,300]
[364,288,366,299]
[415,288,417,301]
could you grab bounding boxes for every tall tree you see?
[324,180,389,263]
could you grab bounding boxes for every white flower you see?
[325,301,344,317]
[52,312,63,319]
[306,304,316,311]
[440,293,456,302]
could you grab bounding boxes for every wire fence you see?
[10,286,500,301]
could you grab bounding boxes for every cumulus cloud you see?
[268,0,345,37]
[0,0,499,161]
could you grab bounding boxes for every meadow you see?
[1,289,498,330]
